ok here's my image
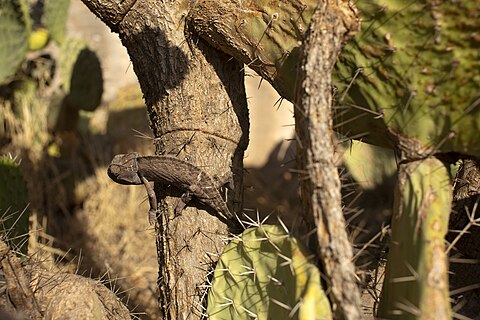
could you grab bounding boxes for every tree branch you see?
[294,1,362,318]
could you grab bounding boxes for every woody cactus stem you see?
[378,158,451,320]
[294,2,361,319]
[188,0,317,102]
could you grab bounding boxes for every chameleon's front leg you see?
[139,173,194,223]
[176,192,192,215]
[139,174,157,225]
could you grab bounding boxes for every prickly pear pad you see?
[207,225,331,320]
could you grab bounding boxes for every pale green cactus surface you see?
[378,158,451,320]
[342,140,397,189]
[207,225,331,320]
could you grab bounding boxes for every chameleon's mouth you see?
[107,165,130,184]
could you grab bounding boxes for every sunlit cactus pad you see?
[334,1,480,158]
[207,225,331,320]
[378,158,451,319]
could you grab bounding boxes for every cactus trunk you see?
[378,158,451,319]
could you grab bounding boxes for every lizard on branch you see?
[107,152,235,226]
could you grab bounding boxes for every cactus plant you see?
[207,225,331,320]
[334,1,480,158]
[59,38,103,112]
[188,0,317,103]
[378,158,451,319]
[186,2,477,318]
[0,155,29,252]
[44,0,70,44]
[0,0,30,84]
[342,140,397,190]
[189,1,480,159]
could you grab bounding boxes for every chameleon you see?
[107,152,235,225]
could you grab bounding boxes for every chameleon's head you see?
[107,153,142,185]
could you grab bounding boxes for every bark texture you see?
[294,1,362,319]
[447,159,480,317]
[80,1,249,319]
[449,159,480,257]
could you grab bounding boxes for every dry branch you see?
[294,1,362,318]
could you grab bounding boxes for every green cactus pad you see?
[0,156,29,252]
[59,39,103,111]
[190,1,479,158]
[334,1,480,158]
[0,0,30,84]
[44,0,70,44]
[207,225,331,320]
[378,158,451,319]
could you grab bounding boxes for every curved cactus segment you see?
[334,1,480,158]
[188,0,318,102]
[44,0,70,44]
[378,158,451,320]
[207,225,331,320]
[59,39,103,111]
[0,0,30,84]
[0,156,29,252]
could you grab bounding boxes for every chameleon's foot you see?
[148,210,157,225]
[174,192,192,215]
[218,172,234,189]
